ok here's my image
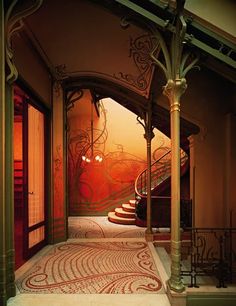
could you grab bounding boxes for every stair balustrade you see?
[108,148,190,226]
[135,149,190,227]
[135,149,188,199]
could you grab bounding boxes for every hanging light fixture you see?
[82,99,103,163]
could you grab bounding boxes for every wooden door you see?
[23,103,46,257]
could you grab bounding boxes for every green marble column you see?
[0,1,7,304]
[0,2,15,304]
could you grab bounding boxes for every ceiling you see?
[19,0,236,84]
[10,0,236,140]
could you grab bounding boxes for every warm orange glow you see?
[28,105,45,228]
[67,90,171,215]
[14,122,22,160]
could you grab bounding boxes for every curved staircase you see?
[108,148,191,227]
[135,149,191,227]
[108,200,136,225]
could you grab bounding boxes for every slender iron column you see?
[164,79,186,292]
[137,101,154,237]
[144,102,155,236]
[149,0,199,293]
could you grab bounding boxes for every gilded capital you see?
[163,78,187,106]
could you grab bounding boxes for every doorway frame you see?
[14,79,51,261]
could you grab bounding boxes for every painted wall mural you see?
[67,90,171,215]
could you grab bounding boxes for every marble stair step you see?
[115,207,135,218]
[122,203,135,213]
[129,199,136,207]
[108,212,136,225]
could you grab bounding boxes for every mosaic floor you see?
[8,217,171,305]
[16,241,163,294]
[68,216,146,238]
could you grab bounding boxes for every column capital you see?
[143,129,155,141]
[163,78,187,106]
[136,115,155,141]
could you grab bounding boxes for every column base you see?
[145,228,153,241]
[168,276,185,293]
[166,282,187,306]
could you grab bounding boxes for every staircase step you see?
[108,212,135,225]
[115,207,135,218]
[129,199,136,207]
[122,203,135,213]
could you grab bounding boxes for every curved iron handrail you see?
[135,149,188,199]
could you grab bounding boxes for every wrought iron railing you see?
[135,149,188,198]
[181,228,236,288]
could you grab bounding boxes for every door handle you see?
[28,191,34,195]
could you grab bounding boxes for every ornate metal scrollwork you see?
[136,114,155,141]
[52,64,69,97]
[149,1,200,90]
[181,228,236,288]
[66,89,84,113]
[5,0,43,84]
[114,34,159,96]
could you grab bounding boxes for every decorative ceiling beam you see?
[186,33,236,69]
[114,0,171,29]
[114,0,236,76]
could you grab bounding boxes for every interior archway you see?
[64,76,199,222]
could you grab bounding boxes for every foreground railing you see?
[181,228,236,288]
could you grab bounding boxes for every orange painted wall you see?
[67,90,171,215]
[14,122,22,161]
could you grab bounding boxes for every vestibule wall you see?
[158,68,236,228]
[12,32,67,244]
[67,89,171,215]
[12,34,51,107]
